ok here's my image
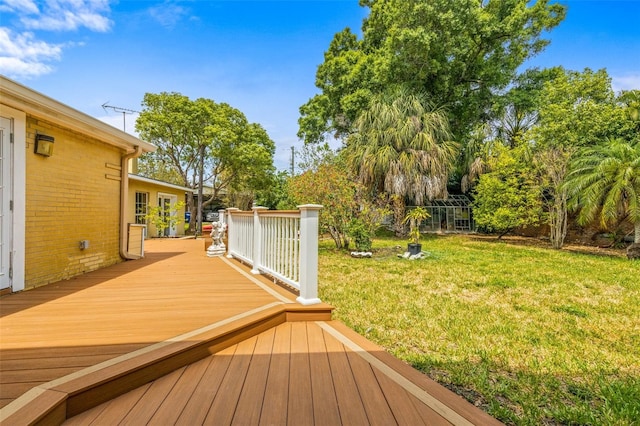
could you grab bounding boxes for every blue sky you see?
[1,1,639,171]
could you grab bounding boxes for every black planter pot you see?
[407,243,422,255]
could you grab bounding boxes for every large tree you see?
[136,92,275,231]
[298,0,565,146]
[565,138,640,254]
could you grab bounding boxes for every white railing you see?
[226,204,323,305]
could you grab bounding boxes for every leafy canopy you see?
[473,146,544,238]
[298,0,566,145]
[136,92,275,206]
[288,161,358,249]
[528,68,635,150]
[565,138,640,243]
[345,89,458,205]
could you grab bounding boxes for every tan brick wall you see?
[25,116,124,289]
[127,180,188,238]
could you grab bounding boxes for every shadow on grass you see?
[467,234,627,259]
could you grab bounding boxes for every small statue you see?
[207,221,227,257]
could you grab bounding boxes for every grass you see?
[318,234,640,425]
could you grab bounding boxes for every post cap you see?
[297,204,323,211]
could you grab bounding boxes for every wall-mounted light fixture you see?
[35,134,55,157]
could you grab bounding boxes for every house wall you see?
[25,116,124,290]
[127,180,188,238]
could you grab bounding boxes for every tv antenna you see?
[101,102,139,132]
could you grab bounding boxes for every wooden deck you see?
[0,238,501,425]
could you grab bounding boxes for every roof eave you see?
[128,174,195,193]
[0,76,156,153]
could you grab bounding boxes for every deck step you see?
[0,303,332,425]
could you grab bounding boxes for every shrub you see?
[348,219,372,252]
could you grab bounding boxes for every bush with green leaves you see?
[145,201,185,237]
[288,159,390,250]
[348,219,372,252]
[473,146,544,238]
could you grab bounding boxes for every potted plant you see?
[403,206,429,255]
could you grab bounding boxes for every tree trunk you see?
[196,145,205,236]
[328,226,343,249]
[391,196,406,237]
[497,229,512,240]
[625,222,640,260]
[549,189,568,249]
[186,197,196,235]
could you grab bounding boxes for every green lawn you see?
[318,234,640,425]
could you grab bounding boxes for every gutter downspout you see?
[120,146,144,260]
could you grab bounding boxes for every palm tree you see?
[345,89,458,233]
[564,138,640,256]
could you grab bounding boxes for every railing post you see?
[251,206,267,274]
[297,204,323,305]
[225,208,239,258]
[218,209,226,226]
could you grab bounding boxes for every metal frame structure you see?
[411,195,475,233]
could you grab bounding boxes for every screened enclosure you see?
[410,195,474,233]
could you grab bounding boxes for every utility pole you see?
[290,146,296,176]
[101,103,138,132]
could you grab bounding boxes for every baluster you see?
[284,218,291,279]
[270,217,275,271]
[251,207,266,274]
[293,217,299,281]
[278,217,284,271]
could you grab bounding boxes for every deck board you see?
[174,348,233,425]
[147,355,212,425]
[120,366,185,425]
[287,322,314,426]
[231,327,274,425]
[306,323,341,426]
[346,349,397,425]
[204,336,256,424]
[373,368,448,426]
[259,321,291,426]
[322,327,370,425]
[62,383,148,426]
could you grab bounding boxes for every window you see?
[135,192,149,225]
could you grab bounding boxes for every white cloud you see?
[612,74,640,92]
[0,0,112,78]
[0,0,39,14]
[0,28,62,58]
[20,0,112,32]
[0,28,62,78]
[148,1,191,29]
[0,55,54,78]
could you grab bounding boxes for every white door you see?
[158,194,178,237]
[0,116,13,291]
